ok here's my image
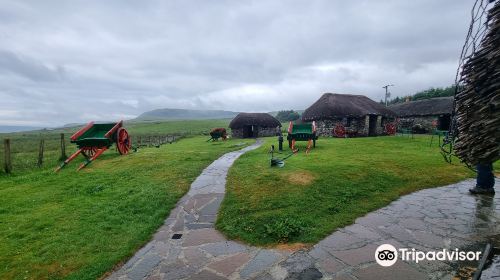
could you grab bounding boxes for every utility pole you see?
[382,84,394,106]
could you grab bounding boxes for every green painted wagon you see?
[56,120,131,172]
[286,121,318,153]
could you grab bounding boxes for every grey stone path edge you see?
[108,140,499,280]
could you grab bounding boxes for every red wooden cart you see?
[55,120,131,172]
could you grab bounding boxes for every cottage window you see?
[345,117,352,127]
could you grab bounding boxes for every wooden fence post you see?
[4,139,11,173]
[138,136,141,147]
[60,133,67,160]
[37,138,44,168]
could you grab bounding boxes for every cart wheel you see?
[333,124,346,138]
[82,147,98,158]
[385,123,396,135]
[117,128,131,155]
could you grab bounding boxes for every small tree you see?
[276,110,300,122]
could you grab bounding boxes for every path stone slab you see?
[412,231,446,248]
[185,269,228,280]
[208,252,252,277]
[332,273,356,280]
[199,196,223,216]
[317,232,365,251]
[240,250,281,279]
[198,214,217,223]
[183,247,208,268]
[353,261,427,280]
[285,267,323,280]
[317,257,345,274]
[200,241,248,257]
[127,254,162,280]
[398,218,428,231]
[356,212,394,228]
[331,244,379,266]
[252,273,275,280]
[343,224,383,240]
[280,251,315,274]
[379,224,413,242]
[183,228,226,247]
[185,223,213,230]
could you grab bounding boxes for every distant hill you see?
[135,108,239,121]
[0,125,43,133]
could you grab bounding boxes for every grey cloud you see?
[0,50,65,81]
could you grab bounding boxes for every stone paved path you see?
[108,140,499,280]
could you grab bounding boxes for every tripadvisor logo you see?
[375,244,482,267]
[375,244,398,267]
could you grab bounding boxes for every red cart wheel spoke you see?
[82,147,98,158]
[116,128,131,155]
[333,124,346,138]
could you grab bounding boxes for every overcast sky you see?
[0,0,472,126]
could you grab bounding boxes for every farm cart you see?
[55,120,131,172]
[287,121,318,153]
[207,128,227,141]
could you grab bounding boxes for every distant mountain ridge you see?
[135,108,239,121]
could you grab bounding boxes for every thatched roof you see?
[302,93,395,121]
[388,97,453,117]
[229,113,281,129]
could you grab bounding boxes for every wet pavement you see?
[107,140,499,280]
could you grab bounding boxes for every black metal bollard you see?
[278,135,283,151]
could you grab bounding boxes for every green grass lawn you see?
[0,136,253,280]
[217,135,485,246]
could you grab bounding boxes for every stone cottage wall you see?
[361,115,369,136]
[257,127,280,137]
[231,126,279,138]
[316,117,367,137]
[397,116,439,133]
[315,115,395,137]
[231,128,245,138]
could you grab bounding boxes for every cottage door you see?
[368,115,378,136]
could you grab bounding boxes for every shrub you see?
[264,217,306,243]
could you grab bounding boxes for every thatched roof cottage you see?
[302,93,395,137]
[229,113,281,138]
[389,97,453,133]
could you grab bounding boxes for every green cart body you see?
[56,120,131,172]
[72,123,117,148]
[286,121,318,152]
